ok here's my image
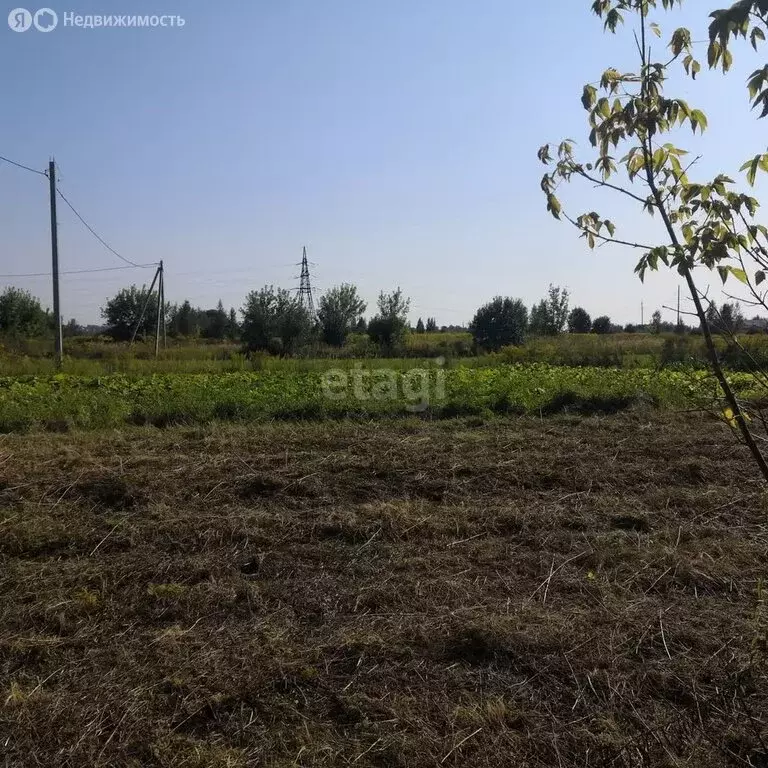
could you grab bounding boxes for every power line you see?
[170,263,297,277]
[2,154,149,269]
[0,264,153,279]
[0,154,47,177]
[55,187,145,268]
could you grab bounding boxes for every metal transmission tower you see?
[297,246,316,316]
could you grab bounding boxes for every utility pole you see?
[641,301,644,328]
[160,262,166,349]
[155,260,163,358]
[130,265,161,344]
[48,160,63,367]
[677,285,681,327]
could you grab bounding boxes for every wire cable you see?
[0,154,47,177]
[55,187,144,267]
[0,264,154,279]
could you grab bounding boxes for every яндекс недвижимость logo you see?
[7,9,185,30]
[8,7,58,31]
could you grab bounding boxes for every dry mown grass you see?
[1,412,767,767]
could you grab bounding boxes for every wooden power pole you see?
[160,261,166,349]
[130,265,161,344]
[155,260,163,357]
[48,160,63,367]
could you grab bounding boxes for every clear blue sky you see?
[2,0,767,326]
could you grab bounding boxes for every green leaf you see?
[547,194,562,220]
[742,156,761,186]
[691,59,701,79]
[747,67,767,99]
[730,267,749,285]
[603,7,624,32]
[708,40,722,69]
[690,109,708,134]
[757,270,766,285]
[581,85,597,111]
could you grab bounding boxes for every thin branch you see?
[575,167,650,204]
[660,155,703,206]
[661,303,700,319]
[563,213,657,250]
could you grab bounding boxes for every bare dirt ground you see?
[1,412,767,767]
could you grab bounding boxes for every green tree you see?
[225,307,239,340]
[567,307,592,333]
[538,0,768,478]
[651,310,663,335]
[202,300,228,340]
[470,297,528,351]
[707,301,745,334]
[367,288,410,349]
[317,284,366,347]
[416,317,425,333]
[0,287,50,337]
[170,300,197,337]
[720,301,745,333]
[529,301,547,336]
[592,315,612,334]
[101,285,160,342]
[241,286,311,354]
[426,317,438,332]
[529,285,570,336]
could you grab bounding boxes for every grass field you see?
[1,414,767,766]
[4,331,768,376]
[0,363,744,433]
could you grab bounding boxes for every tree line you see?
[468,286,756,351]
[0,283,411,353]
[0,282,759,354]
[470,285,608,351]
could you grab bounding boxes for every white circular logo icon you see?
[8,7,32,31]
[33,7,57,31]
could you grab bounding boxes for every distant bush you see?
[470,297,528,351]
[591,316,612,335]
[529,285,569,336]
[0,287,52,338]
[317,284,366,347]
[367,288,410,351]
[241,286,312,355]
[568,307,592,334]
